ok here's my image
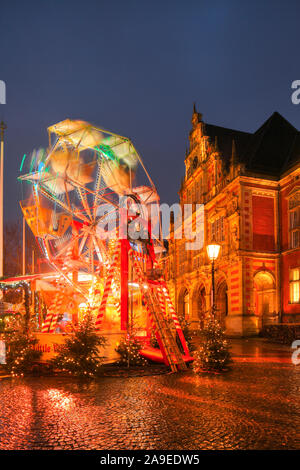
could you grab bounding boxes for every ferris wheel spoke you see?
[95,206,119,232]
[67,176,119,208]
[50,257,88,298]
[78,233,88,256]
[92,234,107,265]
[52,231,81,260]
[77,186,93,222]
[92,235,102,265]
[88,236,95,275]
[93,160,102,221]
[38,184,90,224]
[64,180,72,212]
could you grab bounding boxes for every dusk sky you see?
[1,0,300,220]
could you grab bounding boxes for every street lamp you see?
[206,239,221,315]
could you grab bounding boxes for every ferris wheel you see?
[19,119,163,301]
[19,119,192,372]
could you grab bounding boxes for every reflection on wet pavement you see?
[0,339,299,450]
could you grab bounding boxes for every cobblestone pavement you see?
[0,339,299,450]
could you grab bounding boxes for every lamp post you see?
[0,121,6,278]
[206,239,221,315]
[22,216,26,275]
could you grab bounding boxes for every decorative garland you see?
[0,280,31,329]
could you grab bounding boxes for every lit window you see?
[289,193,300,249]
[183,290,189,317]
[289,209,299,229]
[211,216,225,243]
[291,230,300,249]
[290,268,300,303]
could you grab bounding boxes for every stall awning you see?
[0,273,58,285]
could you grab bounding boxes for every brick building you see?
[165,107,300,336]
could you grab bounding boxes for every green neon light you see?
[95,144,117,162]
[19,154,26,172]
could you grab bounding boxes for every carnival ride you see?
[18,119,192,371]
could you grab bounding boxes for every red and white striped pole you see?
[41,291,60,332]
[41,245,73,333]
[48,292,64,333]
[95,240,120,330]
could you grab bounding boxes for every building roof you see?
[203,111,300,177]
[204,122,250,168]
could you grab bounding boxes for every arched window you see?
[192,286,206,328]
[253,271,276,326]
[178,288,190,319]
[183,289,189,318]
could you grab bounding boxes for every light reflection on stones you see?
[0,358,299,450]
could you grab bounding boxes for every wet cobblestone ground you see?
[0,339,299,450]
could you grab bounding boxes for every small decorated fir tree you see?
[115,336,148,367]
[150,328,159,349]
[3,315,42,376]
[193,315,232,373]
[51,312,106,378]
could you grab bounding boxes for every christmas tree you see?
[115,336,148,367]
[193,315,232,373]
[3,315,42,376]
[51,312,106,378]
[115,285,149,367]
[150,327,159,348]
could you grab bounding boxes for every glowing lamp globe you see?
[206,241,221,261]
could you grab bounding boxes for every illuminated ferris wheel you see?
[19,119,163,300]
[18,119,191,372]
